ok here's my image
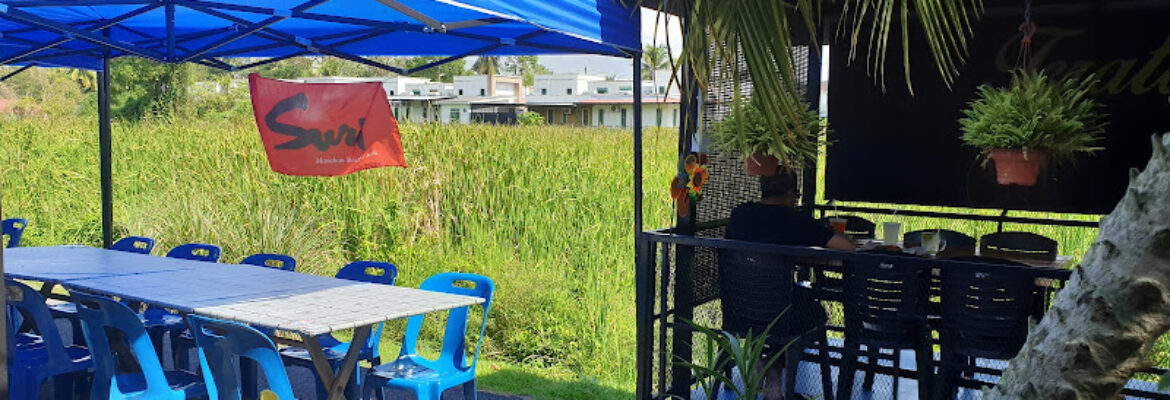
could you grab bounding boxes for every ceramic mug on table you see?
[921,230,948,256]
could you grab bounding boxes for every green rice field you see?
[0,114,1162,398]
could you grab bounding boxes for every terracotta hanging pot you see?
[989,149,1049,186]
[743,151,779,176]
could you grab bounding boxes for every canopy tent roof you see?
[0,0,640,71]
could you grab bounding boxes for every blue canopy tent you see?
[0,0,643,396]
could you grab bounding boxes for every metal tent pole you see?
[98,42,113,248]
[634,55,644,233]
[0,187,7,399]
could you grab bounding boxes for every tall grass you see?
[0,115,676,393]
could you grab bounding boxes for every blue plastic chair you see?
[362,273,496,400]
[148,242,222,368]
[240,253,297,272]
[187,315,295,400]
[69,291,208,400]
[166,243,222,262]
[51,236,158,342]
[282,260,399,399]
[5,279,92,400]
[112,236,156,255]
[2,217,28,248]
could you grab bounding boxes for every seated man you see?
[724,171,853,400]
[727,172,856,250]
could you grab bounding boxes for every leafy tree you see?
[401,57,470,83]
[504,56,552,86]
[471,56,502,76]
[109,57,192,121]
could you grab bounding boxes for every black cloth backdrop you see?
[825,2,1170,214]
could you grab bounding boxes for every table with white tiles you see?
[5,245,484,400]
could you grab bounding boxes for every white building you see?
[579,96,681,128]
[451,75,525,99]
[531,74,606,96]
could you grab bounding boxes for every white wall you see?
[391,100,433,123]
[438,104,471,124]
[532,74,604,96]
[588,103,679,128]
[454,76,489,97]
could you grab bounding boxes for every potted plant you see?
[959,70,1106,186]
[712,99,822,176]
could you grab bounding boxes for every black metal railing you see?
[635,227,1170,400]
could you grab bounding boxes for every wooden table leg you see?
[303,326,372,400]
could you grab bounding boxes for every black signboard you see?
[825,2,1170,214]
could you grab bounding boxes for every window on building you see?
[450,108,461,123]
[566,88,573,95]
[620,108,627,127]
[412,89,420,95]
[390,90,395,95]
[656,108,662,127]
[541,88,548,95]
[658,86,666,94]
[619,86,632,91]
[561,111,567,124]
[582,109,590,126]
[598,108,605,125]
[480,89,486,96]
[547,110,554,123]
[458,89,464,95]
[673,109,678,125]
[596,87,608,94]
[406,107,411,120]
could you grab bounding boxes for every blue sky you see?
[467,9,682,79]
[537,9,683,78]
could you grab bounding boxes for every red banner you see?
[248,74,406,176]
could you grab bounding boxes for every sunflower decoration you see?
[670,154,709,217]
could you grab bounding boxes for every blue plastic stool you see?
[70,291,207,400]
[362,272,495,400]
[240,253,297,272]
[2,217,28,248]
[187,315,295,400]
[112,236,156,255]
[5,279,92,400]
[282,260,398,399]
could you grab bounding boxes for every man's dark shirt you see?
[725,202,835,247]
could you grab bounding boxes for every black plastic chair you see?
[718,250,835,400]
[838,255,933,400]
[980,232,1058,261]
[818,215,876,239]
[935,256,1039,397]
[904,229,976,258]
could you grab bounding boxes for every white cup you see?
[882,222,902,245]
[922,231,948,256]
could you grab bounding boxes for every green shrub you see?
[711,99,821,170]
[959,70,1106,164]
[517,111,545,125]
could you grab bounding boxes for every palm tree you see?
[654,0,982,161]
[641,44,670,80]
[471,56,501,76]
